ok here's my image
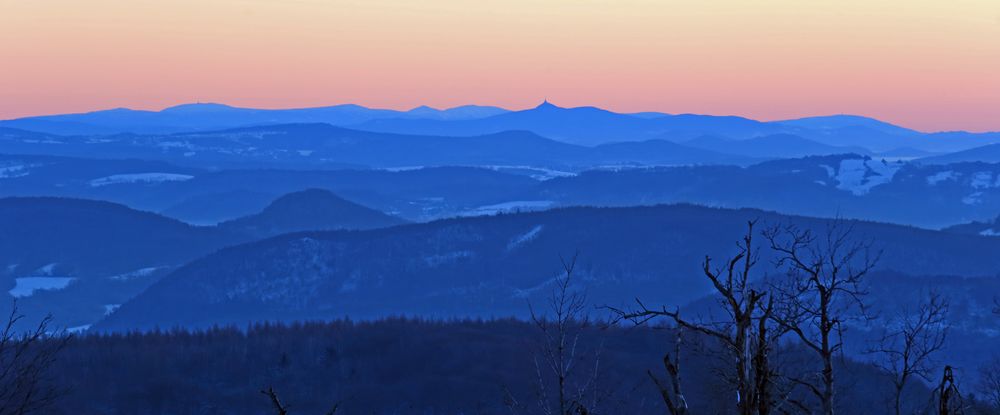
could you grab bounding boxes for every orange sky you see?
[1,0,999,132]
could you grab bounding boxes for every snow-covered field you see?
[830,158,901,196]
[108,267,161,281]
[0,163,33,178]
[9,277,75,298]
[89,173,194,187]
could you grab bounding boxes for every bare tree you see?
[260,386,340,415]
[937,366,964,415]
[524,253,602,415]
[763,220,880,415]
[869,292,950,415]
[0,303,69,415]
[610,220,783,415]
[261,387,289,415]
[978,358,1000,411]
[646,329,689,415]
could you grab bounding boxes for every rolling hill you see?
[0,191,407,330]
[919,142,1000,164]
[97,204,1000,331]
[218,189,406,238]
[682,133,870,158]
[0,123,749,171]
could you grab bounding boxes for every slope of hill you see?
[0,197,234,277]
[0,152,540,223]
[941,215,1000,236]
[159,189,279,225]
[774,114,920,136]
[218,189,406,238]
[530,155,1000,228]
[0,192,407,330]
[10,151,1000,228]
[98,204,1000,331]
[683,133,870,158]
[919,142,1000,164]
[0,197,242,330]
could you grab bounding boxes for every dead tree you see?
[610,220,782,415]
[527,253,601,415]
[978,358,1000,411]
[261,387,289,415]
[260,387,340,415]
[937,366,963,415]
[646,329,689,415]
[869,292,950,415]
[763,220,880,415]
[0,303,69,415]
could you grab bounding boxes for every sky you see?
[1,0,999,132]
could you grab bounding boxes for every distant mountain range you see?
[0,103,510,135]
[682,133,871,158]
[4,102,999,156]
[353,101,783,146]
[96,203,1000,331]
[6,152,1000,229]
[0,123,753,170]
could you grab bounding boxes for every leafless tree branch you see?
[764,219,880,415]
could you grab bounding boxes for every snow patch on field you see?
[9,277,75,298]
[963,192,984,205]
[382,166,425,172]
[508,225,544,250]
[0,164,32,178]
[832,159,900,196]
[423,251,474,267]
[927,171,959,185]
[462,201,555,216]
[90,173,194,187]
[157,141,196,150]
[483,165,577,181]
[108,267,161,281]
[971,171,996,189]
[67,325,91,333]
[35,263,58,275]
[104,304,121,315]
[819,165,835,178]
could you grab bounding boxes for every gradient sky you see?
[1,0,999,132]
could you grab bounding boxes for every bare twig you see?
[0,302,70,415]
[764,219,880,415]
[868,291,949,415]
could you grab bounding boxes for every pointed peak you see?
[534,99,560,110]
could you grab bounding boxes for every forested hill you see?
[99,204,1000,331]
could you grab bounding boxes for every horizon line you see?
[6,100,990,135]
